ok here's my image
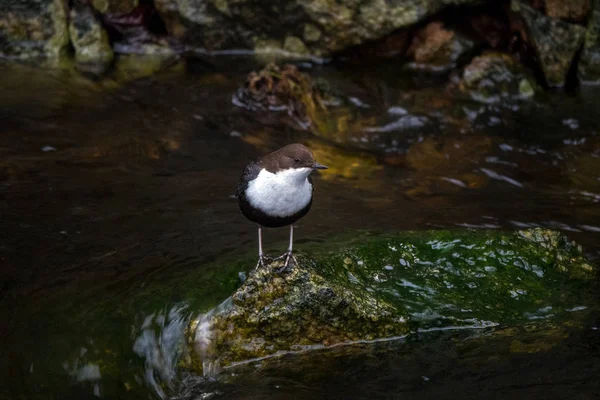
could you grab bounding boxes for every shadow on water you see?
[0,55,599,399]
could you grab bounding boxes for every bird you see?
[237,143,328,269]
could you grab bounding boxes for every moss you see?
[185,228,595,374]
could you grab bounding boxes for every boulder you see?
[545,0,590,22]
[511,0,586,87]
[91,0,138,15]
[458,51,538,103]
[232,63,328,130]
[153,0,483,57]
[0,0,70,59]
[406,21,478,71]
[69,1,114,65]
[184,229,594,374]
[580,0,600,83]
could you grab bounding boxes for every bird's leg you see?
[285,224,294,265]
[256,225,265,268]
[276,225,297,273]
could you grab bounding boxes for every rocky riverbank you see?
[2,0,600,87]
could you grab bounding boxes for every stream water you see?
[1,56,599,399]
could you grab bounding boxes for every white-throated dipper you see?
[237,143,328,269]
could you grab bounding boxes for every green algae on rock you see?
[458,51,538,103]
[511,0,586,87]
[185,228,595,374]
[0,0,70,59]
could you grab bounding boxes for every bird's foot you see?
[275,251,297,274]
[255,254,272,269]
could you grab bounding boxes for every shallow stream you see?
[1,56,599,399]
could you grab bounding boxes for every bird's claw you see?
[256,254,275,269]
[275,251,297,273]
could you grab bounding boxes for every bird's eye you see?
[294,158,300,163]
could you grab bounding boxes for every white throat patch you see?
[245,167,313,217]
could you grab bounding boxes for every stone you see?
[91,0,139,15]
[283,36,309,55]
[184,228,594,374]
[153,0,484,57]
[511,0,586,87]
[545,0,590,22]
[458,51,538,103]
[406,21,478,71]
[0,0,70,59]
[69,1,114,65]
[303,23,322,43]
[580,0,600,83]
[232,63,327,130]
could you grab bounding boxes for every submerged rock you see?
[187,257,408,373]
[406,21,478,71]
[154,0,483,57]
[511,0,586,87]
[69,1,114,66]
[0,0,70,59]
[184,229,594,374]
[458,51,538,103]
[232,63,327,130]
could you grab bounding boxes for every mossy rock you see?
[580,0,600,83]
[0,0,70,59]
[406,21,479,72]
[511,0,586,87]
[154,0,483,57]
[185,228,595,374]
[69,1,114,65]
[459,51,538,103]
[91,0,138,14]
[232,63,328,130]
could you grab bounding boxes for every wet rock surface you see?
[511,0,586,87]
[185,228,594,374]
[545,0,591,22]
[406,21,478,71]
[458,51,537,103]
[69,1,114,65]
[0,0,597,93]
[188,257,408,373]
[92,0,139,15]
[580,0,600,83]
[232,63,328,130]
[0,0,70,59]
[153,0,482,57]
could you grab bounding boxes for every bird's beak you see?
[312,162,328,170]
